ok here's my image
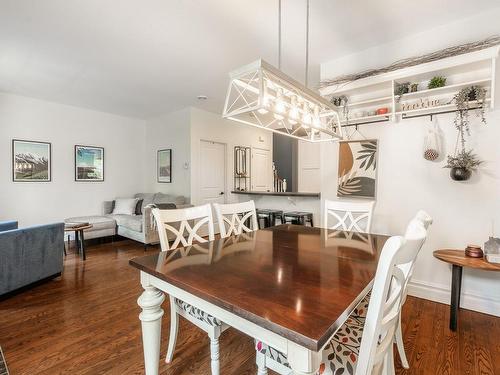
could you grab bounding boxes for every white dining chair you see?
[323,199,375,233]
[255,216,428,375]
[213,200,258,238]
[394,210,433,369]
[152,204,229,375]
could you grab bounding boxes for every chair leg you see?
[256,350,268,375]
[395,314,409,369]
[165,296,179,364]
[209,336,220,375]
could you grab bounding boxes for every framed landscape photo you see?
[12,139,52,182]
[157,149,172,183]
[75,145,104,182]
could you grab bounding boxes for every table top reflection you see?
[130,224,389,350]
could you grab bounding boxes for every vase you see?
[450,167,471,181]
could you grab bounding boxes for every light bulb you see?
[288,95,299,125]
[273,88,286,120]
[258,81,270,114]
[312,105,321,128]
[302,102,312,127]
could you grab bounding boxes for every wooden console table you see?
[433,249,500,331]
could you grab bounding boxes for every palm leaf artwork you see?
[356,141,377,171]
[337,170,362,196]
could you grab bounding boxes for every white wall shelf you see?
[320,46,499,127]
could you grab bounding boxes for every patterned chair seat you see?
[174,298,223,327]
[256,292,371,375]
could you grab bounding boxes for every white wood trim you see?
[407,278,500,317]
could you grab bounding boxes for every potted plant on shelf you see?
[444,150,482,181]
[330,95,349,123]
[394,82,410,102]
[428,76,446,89]
[453,85,487,131]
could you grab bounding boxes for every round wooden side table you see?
[433,249,500,331]
[64,224,93,260]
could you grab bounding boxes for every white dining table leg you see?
[287,342,322,375]
[138,282,166,375]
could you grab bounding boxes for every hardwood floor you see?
[0,240,498,375]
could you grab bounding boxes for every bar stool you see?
[283,211,314,227]
[256,209,285,228]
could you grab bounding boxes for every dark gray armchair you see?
[0,221,64,297]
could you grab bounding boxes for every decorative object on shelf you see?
[75,145,104,182]
[453,86,487,135]
[401,98,441,112]
[234,146,251,191]
[394,82,410,102]
[320,36,500,87]
[12,139,51,182]
[222,0,342,143]
[484,237,500,264]
[272,162,287,192]
[465,244,484,258]
[423,118,442,161]
[376,107,389,115]
[330,95,350,124]
[444,150,482,181]
[428,76,447,89]
[410,83,419,93]
[157,149,172,183]
[337,140,378,198]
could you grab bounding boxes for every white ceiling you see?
[1,0,499,118]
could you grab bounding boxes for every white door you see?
[199,140,226,206]
[298,140,321,192]
[252,147,272,191]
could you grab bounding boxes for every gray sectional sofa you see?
[103,193,191,245]
[0,221,64,297]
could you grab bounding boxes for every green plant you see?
[453,86,487,134]
[444,150,482,170]
[428,76,447,89]
[330,95,349,123]
[394,82,410,102]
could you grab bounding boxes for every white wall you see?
[320,15,500,316]
[0,93,146,227]
[189,107,273,205]
[145,108,191,200]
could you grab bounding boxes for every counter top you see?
[231,190,321,198]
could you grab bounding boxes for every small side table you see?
[64,224,93,260]
[433,249,500,331]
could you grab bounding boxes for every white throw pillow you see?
[112,198,139,215]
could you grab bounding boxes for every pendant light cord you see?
[278,0,282,70]
[305,0,309,88]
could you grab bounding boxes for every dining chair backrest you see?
[323,199,375,232]
[152,204,215,251]
[213,201,258,238]
[356,221,428,375]
[400,210,433,302]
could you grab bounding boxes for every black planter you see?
[450,167,471,181]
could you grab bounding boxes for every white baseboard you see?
[408,279,500,317]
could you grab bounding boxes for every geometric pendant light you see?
[222,0,343,143]
[222,59,343,142]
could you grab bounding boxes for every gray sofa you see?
[0,220,64,297]
[102,193,191,245]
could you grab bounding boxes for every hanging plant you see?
[452,85,487,137]
[444,150,482,181]
[444,86,487,181]
[330,95,349,124]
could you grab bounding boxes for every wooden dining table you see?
[129,224,389,375]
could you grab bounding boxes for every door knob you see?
[220,192,224,195]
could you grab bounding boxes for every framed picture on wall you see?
[337,139,378,199]
[75,145,104,182]
[12,139,52,182]
[157,149,172,183]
